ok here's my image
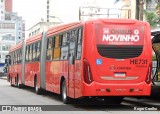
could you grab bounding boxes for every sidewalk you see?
[0,76,7,80]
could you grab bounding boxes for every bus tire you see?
[61,80,70,104]
[34,77,41,95]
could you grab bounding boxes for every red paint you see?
[7,19,152,99]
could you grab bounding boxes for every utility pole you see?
[47,0,50,22]
[139,0,144,21]
[136,0,139,20]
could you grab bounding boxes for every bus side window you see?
[10,53,12,65]
[25,46,28,62]
[69,30,77,64]
[17,50,19,64]
[46,38,53,60]
[37,41,41,61]
[30,45,33,62]
[20,49,22,63]
[25,46,27,62]
[62,33,69,46]
[76,28,82,59]
[18,50,20,63]
[60,46,68,60]
[32,43,36,61]
[35,43,37,61]
[15,51,17,64]
[12,52,15,65]
[12,52,14,65]
[53,36,61,60]
[60,33,69,60]
[28,45,30,62]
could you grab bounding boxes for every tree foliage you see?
[156,2,160,15]
[144,10,158,27]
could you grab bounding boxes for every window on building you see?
[2,46,6,51]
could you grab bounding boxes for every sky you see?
[13,0,118,30]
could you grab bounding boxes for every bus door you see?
[68,30,77,98]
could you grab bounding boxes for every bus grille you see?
[97,45,143,59]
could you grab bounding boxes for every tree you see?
[156,2,160,15]
[144,10,157,27]
[115,0,152,20]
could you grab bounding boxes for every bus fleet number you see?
[130,59,147,65]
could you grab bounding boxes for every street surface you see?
[0,78,160,114]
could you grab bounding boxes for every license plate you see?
[114,72,126,77]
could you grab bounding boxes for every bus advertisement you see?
[5,18,152,104]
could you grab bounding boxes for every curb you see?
[0,77,7,80]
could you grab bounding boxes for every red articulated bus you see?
[6,18,152,104]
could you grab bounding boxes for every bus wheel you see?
[61,80,70,104]
[34,77,41,95]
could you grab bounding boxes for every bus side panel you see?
[74,60,83,98]
[53,61,61,94]
[46,61,61,94]
[24,63,31,86]
[12,64,18,85]
[24,62,40,87]
[17,64,22,84]
[46,61,54,92]
[59,61,69,94]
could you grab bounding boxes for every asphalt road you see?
[0,78,160,114]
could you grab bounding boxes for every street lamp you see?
[49,16,63,23]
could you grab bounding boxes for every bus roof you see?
[26,33,43,45]
[84,18,146,25]
[9,41,23,52]
[47,22,82,37]
[47,18,146,37]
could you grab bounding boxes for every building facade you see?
[0,20,16,73]
[5,0,12,12]
[0,0,25,74]
[0,0,5,20]
[27,22,61,38]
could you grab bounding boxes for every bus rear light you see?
[83,59,93,84]
[145,63,152,84]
